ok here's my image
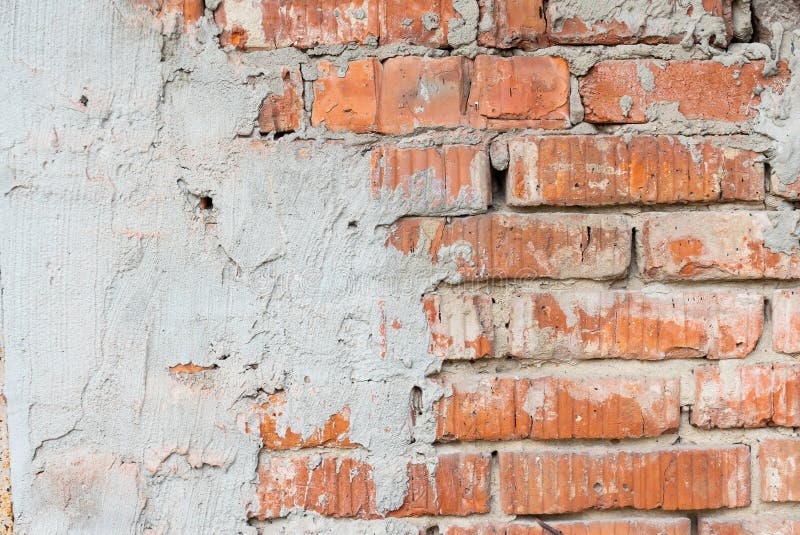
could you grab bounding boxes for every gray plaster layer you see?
[0,3,446,533]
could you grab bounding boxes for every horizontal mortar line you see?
[254,123,768,145]
[434,356,800,376]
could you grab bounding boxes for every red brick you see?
[498,446,750,514]
[508,291,763,360]
[639,212,800,280]
[216,0,379,50]
[391,453,490,517]
[469,56,570,130]
[377,56,470,134]
[435,376,680,441]
[772,290,800,353]
[772,176,800,199]
[477,0,547,49]
[379,0,458,47]
[448,519,691,535]
[580,60,789,123]
[254,453,490,519]
[760,439,800,502]
[548,0,732,46]
[692,365,800,429]
[386,214,631,281]
[181,0,204,28]
[251,392,356,450]
[135,0,205,30]
[423,294,493,360]
[700,518,800,535]
[370,145,491,215]
[507,136,765,206]
[312,59,380,133]
[258,69,303,134]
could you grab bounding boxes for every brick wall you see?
[5,0,800,532]
[199,0,800,533]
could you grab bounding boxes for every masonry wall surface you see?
[3,1,800,534]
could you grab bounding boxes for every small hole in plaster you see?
[79,95,88,106]
[199,196,213,210]
[426,527,441,535]
[348,220,359,229]
[273,131,290,140]
[411,386,423,418]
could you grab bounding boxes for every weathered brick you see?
[581,60,789,123]
[386,214,631,281]
[435,376,680,442]
[507,136,765,206]
[254,453,490,519]
[498,446,750,514]
[508,291,763,360]
[392,453,490,517]
[177,0,204,29]
[423,294,493,360]
[477,0,547,49]
[639,212,800,280]
[380,0,459,47]
[377,56,470,134]
[252,392,356,450]
[258,69,303,134]
[136,0,205,30]
[772,290,800,353]
[370,145,491,215]
[312,59,380,133]
[772,177,800,200]
[760,439,800,502]
[469,56,570,130]
[448,519,691,535]
[700,518,800,535]
[548,0,732,45]
[216,0,379,50]
[692,364,800,429]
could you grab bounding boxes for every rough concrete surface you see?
[1,0,800,534]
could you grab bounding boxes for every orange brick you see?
[182,0,204,28]
[639,212,800,280]
[423,294,493,360]
[772,290,800,353]
[370,145,491,215]
[760,439,800,502]
[691,364,800,429]
[391,453,490,517]
[258,69,303,134]
[386,214,631,281]
[379,0,458,47]
[448,519,691,535]
[254,453,490,519]
[252,392,356,450]
[377,56,470,134]
[312,59,380,132]
[435,376,680,441]
[469,56,570,130]
[498,446,750,514]
[700,518,800,535]
[507,136,765,206]
[508,291,763,360]
[548,0,732,45]
[477,0,547,49]
[216,0,379,50]
[580,60,789,123]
